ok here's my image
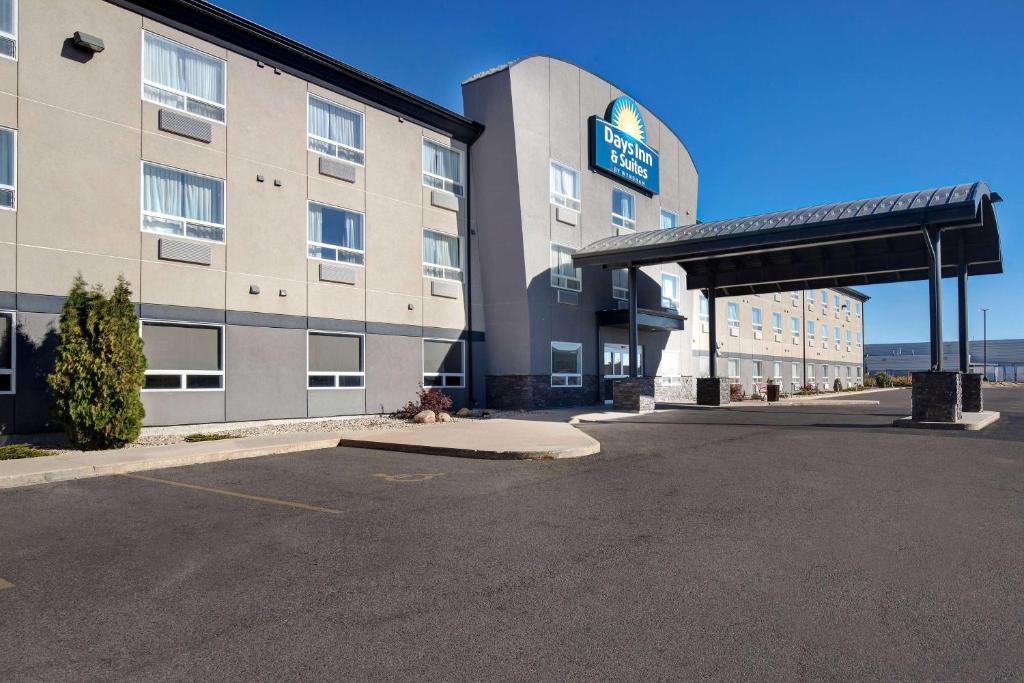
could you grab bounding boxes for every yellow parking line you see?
[373,473,446,483]
[120,473,343,515]
[0,578,13,590]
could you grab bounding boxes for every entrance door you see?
[602,343,643,404]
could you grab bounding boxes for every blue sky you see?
[215,0,1022,344]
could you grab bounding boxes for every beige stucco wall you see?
[5,0,476,335]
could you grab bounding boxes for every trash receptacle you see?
[766,383,780,402]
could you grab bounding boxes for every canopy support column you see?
[628,266,638,378]
[957,238,969,373]
[925,226,943,371]
[707,281,717,378]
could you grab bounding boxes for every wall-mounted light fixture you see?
[72,31,105,53]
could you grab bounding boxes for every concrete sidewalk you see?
[0,433,344,489]
[336,419,600,460]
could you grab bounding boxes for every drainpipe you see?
[465,148,474,407]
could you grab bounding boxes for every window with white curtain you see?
[612,269,628,301]
[307,331,364,388]
[661,273,679,310]
[549,161,580,211]
[551,341,582,387]
[806,364,815,381]
[806,320,814,338]
[0,310,13,393]
[422,139,463,196]
[727,302,739,328]
[772,312,783,334]
[821,324,829,345]
[0,0,15,60]
[791,316,800,337]
[660,208,677,230]
[773,361,782,380]
[791,291,800,305]
[751,307,763,332]
[856,331,862,346]
[308,201,364,265]
[855,302,862,317]
[752,360,763,381]
[659,350,681,385]
[141,321,223,391]
[846,329,852,345]
[307,94,364,165]
[612,189,635,233]
[423,229,461,281]
[423,339,464,388]
[699,292,709,321]
[727,359,739,381]
[143,31,226,123]
[550,243,581,291]
[834,327,841,345]
[821,290,829,308]
[142,162,224,242]
[0,127,14,209]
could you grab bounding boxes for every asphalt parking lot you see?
[1,388,1022,680]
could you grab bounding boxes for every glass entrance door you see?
[602,343,643,404]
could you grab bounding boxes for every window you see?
[307,331,363,388]
[752,360,763,381]
[806,289,814,305]
[821,324,829,343]
[806,320,815,339]
[0,127,14,209]
[141,321,223,391]
[773,361,782,380]
[612,189,635,233]
[790,316,800,336]
[855,302,862,317]
[806,364,815,381]
[0,310,13,393]
[699,292,709,322]
[834,294,841,309]
[846,329,852,345]
[660,208,677,230]
[821,364,829,380]
[834,328,841,344]
[550,243,581,291]
[142,162,224,242]
[308,94,364,165]
[857,367,863,380]
[0,0,15,59]
[549,160,580,211]
[847,366,853,382]
[727,302,739,328]
[612,269,628,301]
[659,350,681,385]
[423,338,465,388]
[843,297,851,312]
[661,273,680,311]
[751,307,763,332]
[143,31,225,123]
[727,359,740,380]
[423,139,464,196]
[772,312,783,334]
[308,201,364,265]
[856,331,862,346]
[551,341,582,387]
[821,290,829,308]
[423,229,461,281]
[792,363,800,381]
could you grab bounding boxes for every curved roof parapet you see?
[574,181,1003,296]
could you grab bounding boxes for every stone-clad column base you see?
[911,371,962,422]
[961,373,983,413]
[696,377,731,406]
[612,377,655,413]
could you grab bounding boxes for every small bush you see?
[47,275,147,450]
[874,371,891,388]
[395,385,453,420]
[891,374,913,388]
[183,433,237,443]
[0,445,56,460]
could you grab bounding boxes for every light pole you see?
[981,307,989,382]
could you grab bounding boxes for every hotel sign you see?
[589,96,660,195]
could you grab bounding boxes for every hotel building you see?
[0,0,865,432]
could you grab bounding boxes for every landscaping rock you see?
[413,410,436,424]
[455,407,471,418]
[437,412,453,423]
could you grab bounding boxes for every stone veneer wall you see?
[911,371,962,422]
[654,376,697,403]
[486,375,599,410]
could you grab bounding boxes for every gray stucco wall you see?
[225,325,307,422]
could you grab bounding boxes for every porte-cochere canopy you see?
[573,181,1003,295]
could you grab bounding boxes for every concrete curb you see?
[0,433,343,490]
[892,411,1001,431]
[336,419,601,460]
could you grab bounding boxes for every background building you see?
[866,340,1024,381]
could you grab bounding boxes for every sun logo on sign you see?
[608,96,646,144]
